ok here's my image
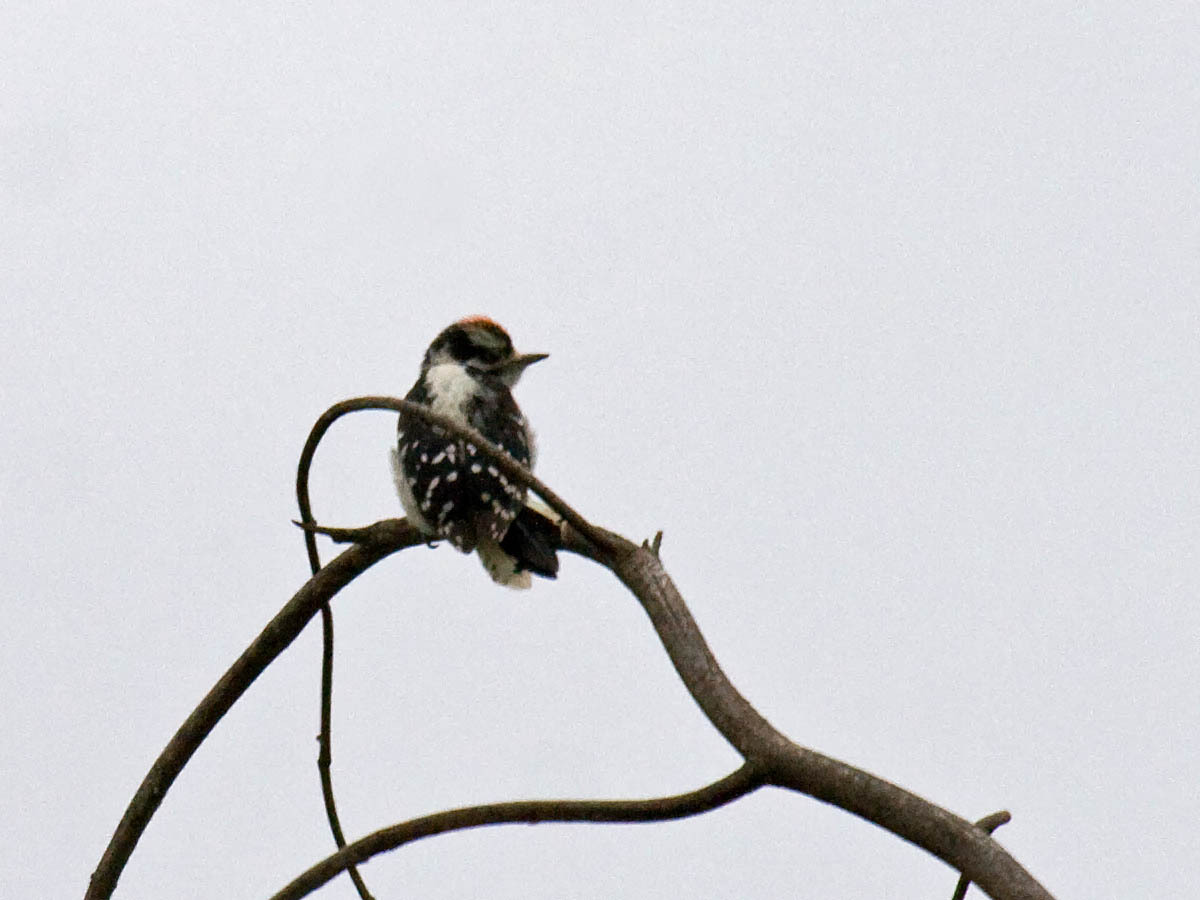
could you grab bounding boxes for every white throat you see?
[422,362,480,422]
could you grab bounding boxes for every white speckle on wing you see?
[446,471,458,482]
[391,447,432,534]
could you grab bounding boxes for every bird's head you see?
[422,316,548,387]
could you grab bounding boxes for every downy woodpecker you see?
[391,317,560,588]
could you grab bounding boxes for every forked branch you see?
[85,397,1055,900]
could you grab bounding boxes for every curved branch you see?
[269,763,768,900]
[284,400,1052,900]
[293,396,618,556]
[89,395,1054,900]
[296,400,391,900]
[558,527,1053,900]
[84,520,422,900]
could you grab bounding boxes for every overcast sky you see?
[3,2,1198,898]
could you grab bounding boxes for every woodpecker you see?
[391,317,560,588]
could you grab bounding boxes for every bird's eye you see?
[448,331,477,362]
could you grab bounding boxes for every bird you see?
[391,317,560,588]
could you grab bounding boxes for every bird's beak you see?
[513,352,549,369]
[492,352,548,385]
[501,352,549,373]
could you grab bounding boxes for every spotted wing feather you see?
[397,378,533,554]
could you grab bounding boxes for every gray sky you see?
[4,2,1198,897]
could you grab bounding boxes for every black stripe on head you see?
[428,318,514,367]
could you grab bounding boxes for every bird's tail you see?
[477,501,561,589]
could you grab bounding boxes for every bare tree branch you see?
[87,395,605,900]
[269,764,768,900]
[84,520,422,900]
[559,526,1052,900]
[86,397,1055,900]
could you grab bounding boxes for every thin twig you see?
[295,400,399,900]
[316,604,377,900]
[269,764,768,900]
[950,812,1013,900]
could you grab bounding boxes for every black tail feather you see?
[500,505,561,579]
